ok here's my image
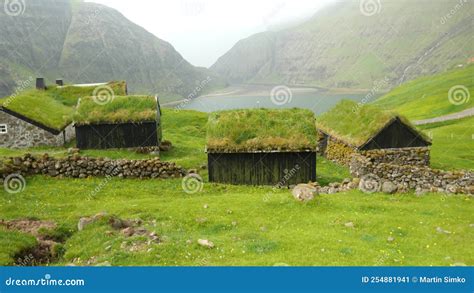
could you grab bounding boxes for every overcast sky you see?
[88,0,334,67]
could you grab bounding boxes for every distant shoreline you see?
[161,84,388,108]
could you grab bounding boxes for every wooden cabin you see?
[317,100,431,165]
[206,108,317,186]
[74,95,162,149]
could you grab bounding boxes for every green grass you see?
[317,100,429,147]
[0,177,472,266]
[374,65,474,120]
[207,108,317,152]
[0,227,37,265]
[48,81,127,107]
[418,117,474,171]
[75,95,157,125]
[1,108,473,266]
[0,90,74,131]
[0,81,128,130]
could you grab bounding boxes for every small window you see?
[0,124,7,134]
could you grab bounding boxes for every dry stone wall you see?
[359,147,430,167]
[0,154,186,180]
[350,152,473,194]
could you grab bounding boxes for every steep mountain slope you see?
[0,0,223,101]
[373,65,474,120]
[211,0,473,89]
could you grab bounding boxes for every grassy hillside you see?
[0,0,224,101]
[418,117,474,171]
[374,66,474,120]
[212,0,473,89]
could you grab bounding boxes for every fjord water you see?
[176,85,374,115]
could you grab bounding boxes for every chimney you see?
[36,78,46,90]
[56,79,64,86]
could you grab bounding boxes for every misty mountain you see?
[0,0,224,101]
[211,0,473,89]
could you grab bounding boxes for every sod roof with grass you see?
[317,100,431,148]
[74,95,158,126]
[0,81,127,132]
[206,108,317,153]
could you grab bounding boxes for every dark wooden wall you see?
[76,122,159,149]
[361,118,430,150]
[208,152,316,186]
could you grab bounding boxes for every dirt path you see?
[413,107,474,125]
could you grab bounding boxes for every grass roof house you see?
[74,95,162,149]
[0,78,126,148]
[317,100,431,165]
[206,108,317,186]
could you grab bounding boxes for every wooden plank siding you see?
[360,118,431,150]
[208,152,316,186]
[76,122,159,149]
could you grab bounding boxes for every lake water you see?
[172,85,373,115]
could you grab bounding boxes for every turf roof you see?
[74,95,158,125]
[0,81,127,132]
[317,100,430,147]
[206,108,317,153]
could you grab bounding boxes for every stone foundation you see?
[1,154,186,180]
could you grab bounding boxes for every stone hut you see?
[206,108,317,186]
[0,79,128,149]
[317,100,431,166]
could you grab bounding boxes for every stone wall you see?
[324,137,356,165]
[359,147,430,167]
[0,111,75,148]
[0,154,186,180]
[350,153,473,194]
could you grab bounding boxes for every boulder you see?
[197,239,215,249]
[292,184,318,202]
[381,181,398,194]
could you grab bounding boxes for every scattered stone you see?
[387,236,395,242]
[292,184,318,202]
[226,209,233,214]
[203,204,209,209]
[382,181,398,194]
[121,227,135,237]
[436,227,452,234]
[186,239,193,245]
[197,239,214,249]
[450,262,467,267]
[344,222,355,228]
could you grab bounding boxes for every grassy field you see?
[418,117,474,171]
[374,65,473,120]
[0,109,473,266]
